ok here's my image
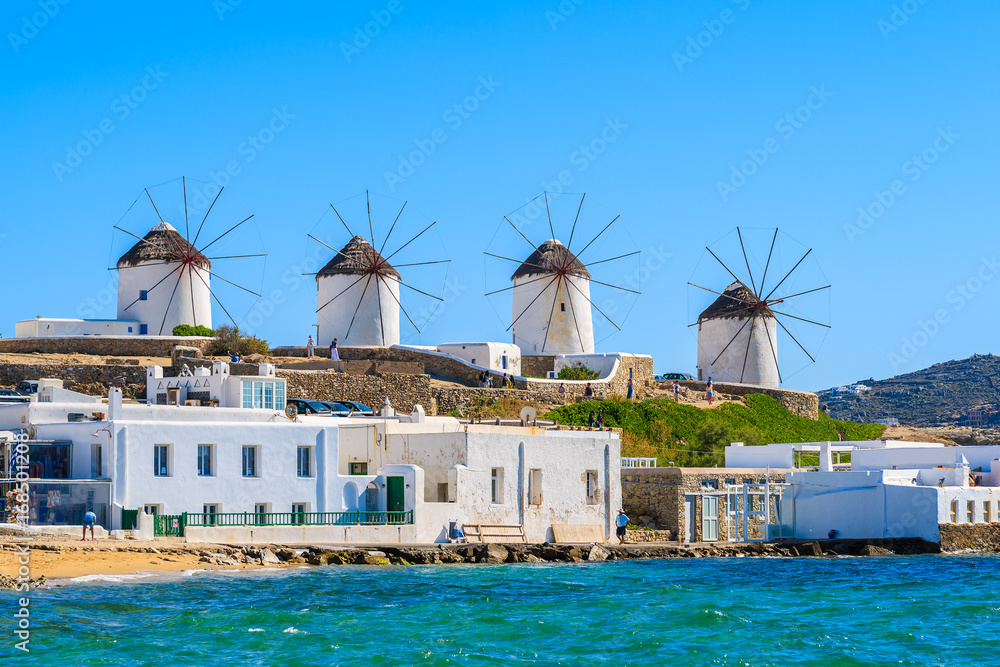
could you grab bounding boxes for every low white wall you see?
[854,446,1000,473]
[15,318,142,338]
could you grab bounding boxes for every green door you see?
[386,476,405,513]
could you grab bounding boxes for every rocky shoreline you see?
[0,536,951,589]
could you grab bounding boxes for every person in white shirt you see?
[616,509,629,545]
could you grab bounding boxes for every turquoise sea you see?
[3,555,999,665]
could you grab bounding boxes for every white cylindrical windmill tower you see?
[116,221,213,335]
[511,239,594,355]
[696,281,779,387]
[316,236,401,347]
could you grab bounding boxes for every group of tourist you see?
[305,335,339,361]
[478,371,512,388]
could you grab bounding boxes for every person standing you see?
[597,410,604,428]
[306,335,315,359]
[588,410,596,428]
[706,378,714,406]
[626,378,634,400]
[558,382,566,397]
[502,373,510,388]
[82,509,97,541]
[673,381,681,402]
[329,338,340,361]
[584,382,594,397]
[616,509,629,545]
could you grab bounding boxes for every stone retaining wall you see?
[939,522,1000,551]
[433,387,569,415]
[521,355,557,378]
[679,380,819,419]
[277,370,434,413]
[522,354,656,399]
[0,337,213,357]
[625,528,674,543]
[0,364,148,397]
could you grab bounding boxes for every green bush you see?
[172,324,214,337]
[210,324,271,357]
[544,393,885,467]
[558,364,600,381]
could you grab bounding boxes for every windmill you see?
[688,227,830,387]
[307,191,450,348]
[111,177,267,336]
[484,192,641,355]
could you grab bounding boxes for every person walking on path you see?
[306,335,315,359]
[329,338,340,361]
[596,410,604,428]
[616,510,629,545]
[626,378,634,400]
[706,378,714,406]
[81,509,97,541]
[588,410,596,428]
[502,373,510,388]
[673,381,681,402]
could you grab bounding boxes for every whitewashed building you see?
[0,365,620,544]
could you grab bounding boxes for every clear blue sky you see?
[1,0,996,391]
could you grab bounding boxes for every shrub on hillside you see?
[172,324,214,337]
[210,324,271,357]
[557,364,600,381]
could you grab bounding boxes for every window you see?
[203,504,219,525]
[143,504,160,516]
[91,443,102,478]
[560,302,566,311]
[139,324,148,335]
[725,478,736,486]
[292,503,307,525]
[242,446,259,478]
[350,462,368,475]
[984,501,992,524]
[702,496,719,541]
[139,290,148,301]
[950,500,958,523]
[241,379,285,410]
[153,445,170,477]
[491,468,504,504]
[197,445,214,477]
[529,469,543,506]
[586,470,599,505]
[253,381,263,408]
[967,500,975,523]
[501,355,508,370]
[297,447,312,477]
[437,483,449,502]
[701,479,719,491]
[127,326,132,333]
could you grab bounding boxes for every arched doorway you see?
[365,482,379,512]
[343,482,359,510]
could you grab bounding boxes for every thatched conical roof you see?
[511,239,590,280]
[317,236,400,280]
[116,222,210,269]
[698,281,773,322]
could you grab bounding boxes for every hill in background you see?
[819,353,1000,427]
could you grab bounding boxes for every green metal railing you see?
[153,510,413,536]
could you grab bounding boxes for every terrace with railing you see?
[153,510,413,537]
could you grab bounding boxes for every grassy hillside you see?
[544,394,886,466]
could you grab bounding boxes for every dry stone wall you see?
[0,337,213,357]
[0,364,148,397]
[277,370,434,414]
[939,522,1000,551]
[679,380,819,419]
[522,354,655,399]
[520,355,557,378]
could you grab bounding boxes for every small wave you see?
[248,628,264,632]
[66,572,158,585]
[283,627,308,634]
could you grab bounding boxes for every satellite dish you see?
[284,404,298,419]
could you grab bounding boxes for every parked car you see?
[654,373,694,381]
[15,380,38,395]
[335,400,375,416]
[0,388,29,404]
[317,401,354,417]
[286,398,333,416]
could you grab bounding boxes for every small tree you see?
[172,324,214,337]
[211,324,271,357]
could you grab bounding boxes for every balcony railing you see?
[153,510,413,536]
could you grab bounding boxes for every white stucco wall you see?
[437,342,521,375]
[117,260,212,334]
[853,446,1000,473]
[317,273,400,347]
[512,272,594,355]
[15,318,142,338]
[697,315,779,387]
